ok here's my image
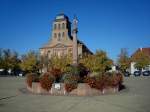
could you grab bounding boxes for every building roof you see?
[55,13,69,21]
[131,47,150,57]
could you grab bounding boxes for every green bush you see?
[65,64,88,83]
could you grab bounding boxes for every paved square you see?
[0,76,150,112]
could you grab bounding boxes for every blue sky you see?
[0,0,150,61]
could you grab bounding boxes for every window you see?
[58,33,61,41]
[54,24,57,30]
[54,33,57,38]
[58,24,61,29]
[62,32,65,37]
[62,23,65,29]
[47,51,51,58]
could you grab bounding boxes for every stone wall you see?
[27,83,118,96]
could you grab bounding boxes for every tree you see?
[48,55,72,72]
[0,49,20,71]
[20,51,39,73]
[0,48,3,68]
[38,55,48,73]
[80,49,113,73]
[117,48,131,72]
[132,50,150,70]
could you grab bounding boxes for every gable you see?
[53,43,68,48]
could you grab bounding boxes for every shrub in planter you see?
[84,72,124,92]
[104,72,123,87]
[77,63,88,78]
[110,74,119,87]
[104,72,115,87]
[26,73,39,87]
[84,76,96,88]
[39,72,55,91]
[65,83,78,93]
[95,75,108,90]
[65,64,85,82]
[94,75,108,90]
[84,73,105,90]
[63,73,78,93]
[49,67,62,82]
[116,72,123,84]
[66,65,80,76]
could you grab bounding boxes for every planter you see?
[26,83,119,96]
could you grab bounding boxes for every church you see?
[40,13,92,59]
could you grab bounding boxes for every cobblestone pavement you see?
[0,76,150,112]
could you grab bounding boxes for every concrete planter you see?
[27,82,119,96]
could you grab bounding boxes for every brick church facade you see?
[40,13,92,58]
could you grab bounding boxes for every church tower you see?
[40,13,92,61]
[52,13,72,42]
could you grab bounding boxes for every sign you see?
[54,83,61,90]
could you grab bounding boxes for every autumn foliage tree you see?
[48,55,72,72]
[132,49,150,70]
[117,48,131,72]
[0,49,20,72]
[80,50,113,73]
[20,51,39,73]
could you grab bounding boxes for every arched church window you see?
[47,51,51,58]
[62,23,65,29]
[62,32,65,37]
[58,24,61,29]
[58,33,61,41]
[54,33,57,38]
[54,24,57,30]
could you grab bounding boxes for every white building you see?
[130,48,150,74]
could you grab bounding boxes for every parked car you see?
[142,71,150,76]
[124,71,130,77]
[12,70,25,76]
[0,68,25,77]
[0,69,9,76]
[134,71,141,76]
[0,69,4,76]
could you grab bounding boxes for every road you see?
[0,76,150,112]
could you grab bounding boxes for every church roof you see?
[55,13,69,21]
[70,36,93,54]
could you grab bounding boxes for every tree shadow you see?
[119,84,126,91]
